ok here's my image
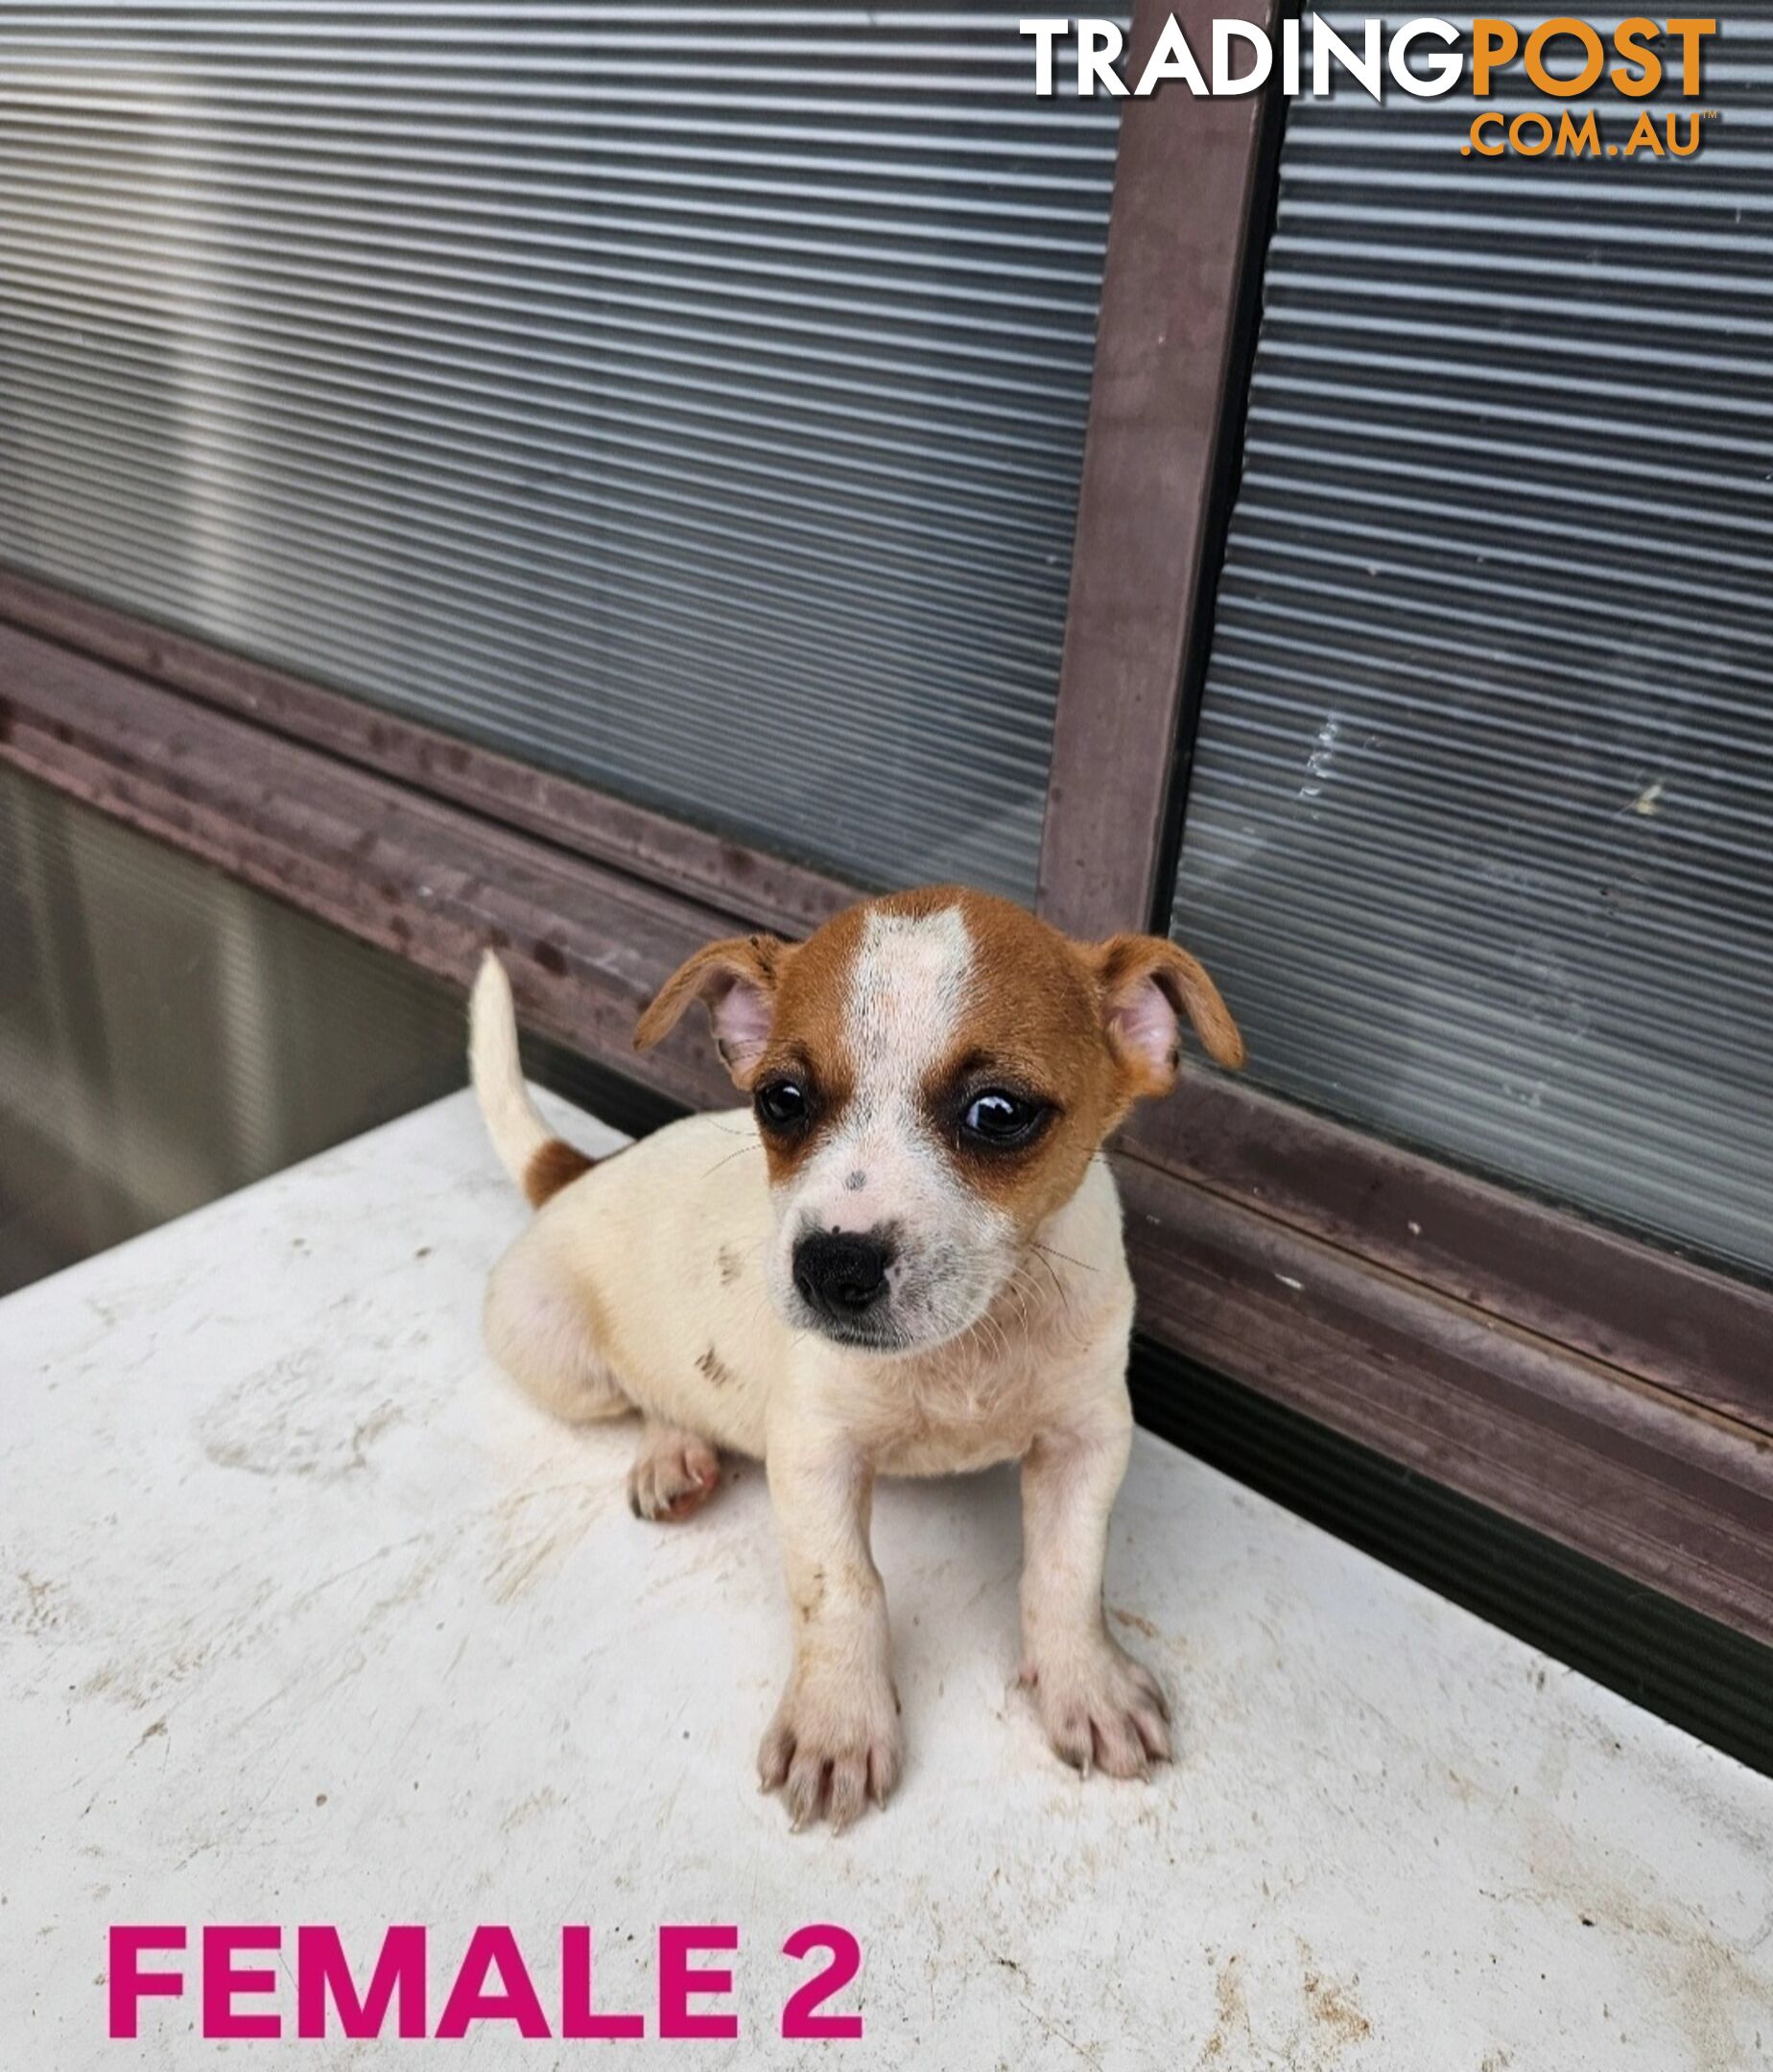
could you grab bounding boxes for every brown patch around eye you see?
[749,1056,848,1185]
[928,1062,1058,1152]
[903,888,1122,1225]
[738,902,866,1188]
[940,1091,1063,1209]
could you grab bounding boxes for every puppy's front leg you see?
[1020,1408,1170,1779]
[757,1424,901,1831]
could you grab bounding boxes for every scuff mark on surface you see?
[203,1351,401,1481]
[1303,1966,1372,2048]
[485,1478,609,1604]
[9,1569,65,1635]
[1198,1953,1251,2063]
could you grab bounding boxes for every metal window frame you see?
[1037,0,1282,943]
[0,566,853,945]
[3,4,1769,1642]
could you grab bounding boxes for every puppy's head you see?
[637,887,1242,1354]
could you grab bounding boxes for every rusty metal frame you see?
[1117,1155,1773,1642]
[1035,0,1281,941]
[0,566,855,944]
[1128,1069,1773,1439]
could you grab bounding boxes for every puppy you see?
[469,885,1244,1829]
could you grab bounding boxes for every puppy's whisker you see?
[703,1142,765,1177]
[1030,1250,1070,1317]
[1034,1239,1096,1275]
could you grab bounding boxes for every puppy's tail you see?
[468,952,594,1208]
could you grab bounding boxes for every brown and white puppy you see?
[469,885,1243,1830]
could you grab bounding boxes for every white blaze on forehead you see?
[845,905,973,1104]
[773,901,1018,1346]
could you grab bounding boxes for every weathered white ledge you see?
[5,1090,1769,2068]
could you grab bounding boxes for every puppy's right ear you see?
[634,934,792,1088]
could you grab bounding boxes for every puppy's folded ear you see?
[634,933,792,1088]
[1088,933,1245,1097]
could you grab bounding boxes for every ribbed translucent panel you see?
[0,9,1122,898]
[1172,13,1773,1279]
[0,762,463,1294]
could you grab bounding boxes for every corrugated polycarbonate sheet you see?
[1173,12,1773,1277]
[0,8,1123,897]
[0,761,465,1294]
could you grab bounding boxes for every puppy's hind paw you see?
[1022,1640,1170,1780]
[626,1425,721,1523]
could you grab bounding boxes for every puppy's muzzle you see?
[792,1229,892,1328]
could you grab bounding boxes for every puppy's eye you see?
[754,1079,809,1130]
[960,1090,1047,1148]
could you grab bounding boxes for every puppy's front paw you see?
[1023,1639,1170,1779]
[757,1672,902,1833]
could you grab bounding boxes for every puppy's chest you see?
[862,1356,1046,1475]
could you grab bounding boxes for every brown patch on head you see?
[840,887,1244,1236]
[638,886,1241,1233]
[523,1138,594,1209]
[889,887,1123,1231]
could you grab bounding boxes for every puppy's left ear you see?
[634,933,792,1088]
[1088,933,1245,1097]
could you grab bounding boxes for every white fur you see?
[467,952,551,1189]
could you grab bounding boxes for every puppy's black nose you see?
[792,1230,891,1319]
